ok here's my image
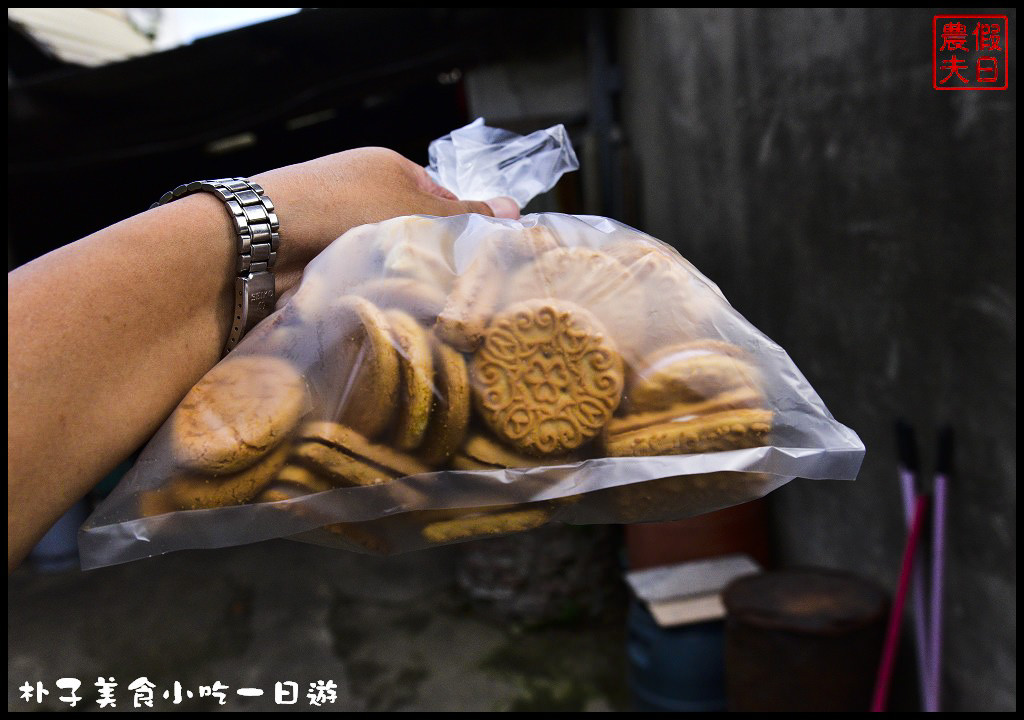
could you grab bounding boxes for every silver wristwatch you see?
[150,178,279,354]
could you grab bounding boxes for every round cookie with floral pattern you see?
[471,299,624,456]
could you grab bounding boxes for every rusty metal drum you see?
[723,568,887,712]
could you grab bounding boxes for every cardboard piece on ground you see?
[648,593,726,626]
[625,553,761,628]
[626,553,761,603]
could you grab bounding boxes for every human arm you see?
[7,147,517,571]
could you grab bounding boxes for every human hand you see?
[253,147,520,296]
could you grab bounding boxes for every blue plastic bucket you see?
[627,598,726,712]
[29,500,88,571]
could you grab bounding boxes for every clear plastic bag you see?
[79,125,863,569]
[427,118,579,208]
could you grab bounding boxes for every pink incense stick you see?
[872,493,929,712]
[899,468,932,708]
[928,472,947,712]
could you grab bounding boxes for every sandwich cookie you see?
[604,407,773,457]
[418,333,471,467]
[323,296,400,440]
[260,464,334,501]
[451,433,576,471]
[384,310,434,451]
[168,441,293,510]
[606,386,765,437]
[606,471,777,524]
[293,421,430,486]
[626,340,761,412]
[257,466,391,553]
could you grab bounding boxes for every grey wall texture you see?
[620,8,1015,712]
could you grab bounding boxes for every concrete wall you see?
[620,8,1016,711]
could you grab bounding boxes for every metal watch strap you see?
[150,178,280,354]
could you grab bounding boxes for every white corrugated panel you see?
[8,8,154,66]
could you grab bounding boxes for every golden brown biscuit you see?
[604,237,724,355]
[138,488,179,517]
[287,223,386,321]
[384,310,435,451]
[472,299,624,456]
[290,440,395,487]
[171,355,307,474]
[621,252,721,353]
[452,433,576,470]
[505,247,647,351]
[261,464,334,500]
[324,296,400,439]
[627,340,760,411]
[604,408,773,457]
[607,386,764,436]
[256,465,332,505]
[418,333,471,467]
[377,216,458,291]
[256,473,326,507]
[257,485,307,504]
[350,278,448,322]
[604,471,778,523]
[244,305,305,358]
[276,463,334,493]
[169,441,292,509]
[257,472,391,553]
[382,235,456,292]
[603,236,663,266]
[297,421,430,478]
[448,455,497,472]
[434,236,505,352]
[603,231,708,273]
[323,521,392,554]
[420,506,553,544]
[497,224,563,263]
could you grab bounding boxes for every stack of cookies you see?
[141,218,775,550]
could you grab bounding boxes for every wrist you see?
[251,154,366,291]
[150,178,279,353]
[160,193,238,343]
[249,167,312,294]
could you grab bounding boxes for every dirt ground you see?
[8,537,630,712]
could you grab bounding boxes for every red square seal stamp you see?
[933,15,1009,90]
